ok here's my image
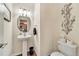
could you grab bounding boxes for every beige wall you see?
[40,3,79,56]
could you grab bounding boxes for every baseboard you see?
[11,52,22,56]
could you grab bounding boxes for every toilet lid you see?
[51,51,64,56]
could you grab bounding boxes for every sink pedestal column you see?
[22,40,27,56]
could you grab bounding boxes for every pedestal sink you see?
[17,14,32,56]
[17,34,32,56]
[17,34,31,40]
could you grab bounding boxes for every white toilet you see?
[51,40,77,56]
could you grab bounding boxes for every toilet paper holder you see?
[33,28,37,35]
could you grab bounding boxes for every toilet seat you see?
[50,51,64,56]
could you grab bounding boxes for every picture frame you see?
[0,3,11,22]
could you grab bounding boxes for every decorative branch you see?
[61,3,75,35]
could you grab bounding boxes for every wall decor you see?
[0,3,11,22]
[61,3,75,35]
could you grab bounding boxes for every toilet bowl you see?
[51,40,77,56]
[51,51,64,56]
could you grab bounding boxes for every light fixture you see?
[27,10,32,17]
[18,8,32,17]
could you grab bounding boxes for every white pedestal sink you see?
[17,34,31,40]
[17,34,32,56]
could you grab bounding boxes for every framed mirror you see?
[17,16,31,32]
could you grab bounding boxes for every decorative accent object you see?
[18,8,32,17]
[61,3,75,35]
[61,3,76,41]
[0,3,11,22]
[27,47,37,56]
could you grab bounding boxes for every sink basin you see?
[17,34,32,40]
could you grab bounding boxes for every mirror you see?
[17,16,31,32]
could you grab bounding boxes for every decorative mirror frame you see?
[0,3,11,22]
[17,16,31,33]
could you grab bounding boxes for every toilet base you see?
[50,51,64,56]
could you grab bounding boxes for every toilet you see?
[51,51,64,56]
[51,40,77,56]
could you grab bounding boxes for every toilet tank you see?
[57,41,77,56]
